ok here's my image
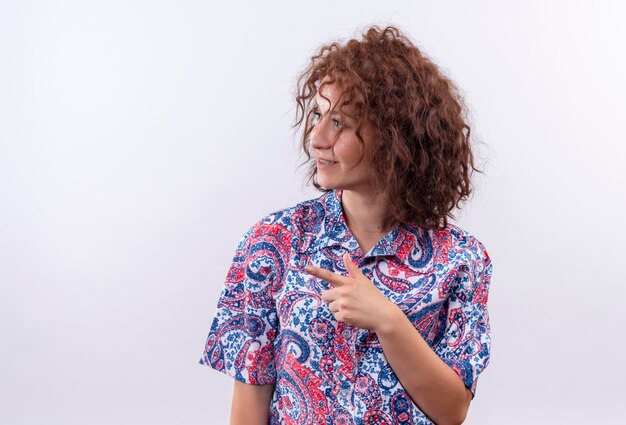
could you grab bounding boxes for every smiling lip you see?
[316,158,338,169]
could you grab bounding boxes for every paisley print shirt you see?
[199,189,493,425]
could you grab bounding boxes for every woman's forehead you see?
[314,81,355,115]
[315,81,340,106]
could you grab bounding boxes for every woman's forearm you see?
[376,305,472,425]
[230,380,274,425]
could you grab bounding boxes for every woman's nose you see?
[310,117,333,150]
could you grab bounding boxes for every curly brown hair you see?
[293,25,482,231]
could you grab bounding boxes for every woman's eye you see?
[310,108,345,130]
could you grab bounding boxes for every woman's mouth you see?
[317,158,338,166]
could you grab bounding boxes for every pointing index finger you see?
[305,264,347,287]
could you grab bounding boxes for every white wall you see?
[1,1,624,424]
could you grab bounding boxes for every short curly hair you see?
[293,25,482,231]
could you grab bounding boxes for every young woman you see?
[199,25,493,425]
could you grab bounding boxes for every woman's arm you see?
[230,380,274,425]
[307,253,473,425]
[376,305,472,425]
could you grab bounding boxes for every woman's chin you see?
[315,177,333,189]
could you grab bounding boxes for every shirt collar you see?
[298,189,416,261]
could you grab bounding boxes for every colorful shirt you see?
[199,189,492,425]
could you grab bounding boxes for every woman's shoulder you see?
[421,222,491,269]
[437,223,488,250]
[237,192,329,249]
[249,193,323,229]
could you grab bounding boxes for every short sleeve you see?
[199,217,287,385]
[434,238,492,397]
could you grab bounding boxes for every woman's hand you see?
[305,252,402,332]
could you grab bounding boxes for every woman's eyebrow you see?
[312,99,344,117]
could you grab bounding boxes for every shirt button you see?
[339,389,348,398]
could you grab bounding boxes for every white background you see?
[1,1,625,424]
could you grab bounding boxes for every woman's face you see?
[310,80,376,193]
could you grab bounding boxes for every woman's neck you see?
[341,189,392,235]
